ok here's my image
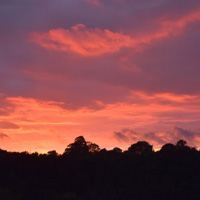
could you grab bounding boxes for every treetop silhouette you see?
[128,141,153,154]
[0,136,199,200]
[63,136,100,155]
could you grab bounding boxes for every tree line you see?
[0,136,200,200]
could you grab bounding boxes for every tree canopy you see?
[0,136,199,200]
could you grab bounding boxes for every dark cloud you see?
[0,133,9,139]
[0,94,15,116]
[0,121,19,129]
[173,126,197,141]
[114,129,166,144]
[114,126,200,147]
[114,128,140,142]
[143,132,166,144]
[114,130,130,142]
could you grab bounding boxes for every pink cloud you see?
[30,9,200,56]
[30,24,133,56]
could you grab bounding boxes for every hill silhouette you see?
[0,136,199,200]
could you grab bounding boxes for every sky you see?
[1,0,200,153]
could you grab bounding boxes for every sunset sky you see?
[1,0,200,153]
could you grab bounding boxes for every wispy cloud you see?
[114,126,200,148]
[30,24,133,56]
[0,133,9,140]
[31,9,200,56]
[0,121,19,129]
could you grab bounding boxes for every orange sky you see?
[1,91,200,153]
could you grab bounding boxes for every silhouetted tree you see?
[176,139,193,153]
[58,193,78,200]
[0,149,7,155]
[128,141,153,154]
[64,136,89,155]
[112,147,122,154]
[47,150,58,156]
[87,142,100,153]
[160,143,177,153]
[176,139,187,148]
[1,136,200,200]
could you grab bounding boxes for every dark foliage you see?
[128,141,153,154]
[0,137,200,200]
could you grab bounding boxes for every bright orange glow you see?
[1,92,200,153]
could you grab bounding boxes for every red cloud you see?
[31,24,133,56]
[30,10,200,56]
[0,121,19,129]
